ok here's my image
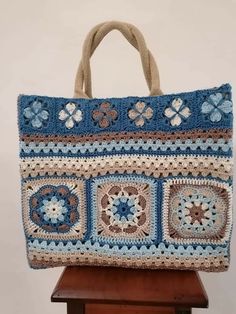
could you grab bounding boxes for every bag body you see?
[18,21,233,271]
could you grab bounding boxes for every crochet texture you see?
[18,83,233,271]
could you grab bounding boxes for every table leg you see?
[67,301,85,314]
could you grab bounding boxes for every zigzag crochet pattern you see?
[18,83,233,271]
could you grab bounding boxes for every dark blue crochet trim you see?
[18,84,233,135]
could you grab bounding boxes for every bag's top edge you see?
[17,83,233,136]
[18,83,231,102]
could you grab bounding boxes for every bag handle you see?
[74,21,163,98]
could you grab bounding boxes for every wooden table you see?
[51,266,208,314]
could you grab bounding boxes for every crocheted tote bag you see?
[18,21,233,271]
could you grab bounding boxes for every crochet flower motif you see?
[128,101,153,127]
[59,102,83,129]
[30,185,79,233]
[164,98,191,126]
[23,100,49,129]
[110,196,140,227]
[201,93,232,122]
[169,185,226,239]
[181,196,212,226]
[41,196,68,224]
[99,184,149,235]
[92,102,118,128]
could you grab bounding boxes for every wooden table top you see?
[51,266,208,309]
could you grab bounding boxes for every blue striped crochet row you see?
[28,238,228,257]
[20,137,232,158]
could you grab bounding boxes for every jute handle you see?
[74,21,163,98]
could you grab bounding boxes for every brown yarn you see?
[21,128,232,144]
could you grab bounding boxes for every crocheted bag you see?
[18,21,233,271]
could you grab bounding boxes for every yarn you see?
[18,83,233,271]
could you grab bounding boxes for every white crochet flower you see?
[164,98,191,126]
[59,102,82,129]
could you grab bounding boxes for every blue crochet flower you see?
[201,93,232,122]
[23,100,49,128]
[111,196,136,222]
[40,196,68,224]
[29,185,79,233]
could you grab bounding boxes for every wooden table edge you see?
[51,267,208,309]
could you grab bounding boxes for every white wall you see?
[0,0,235,313]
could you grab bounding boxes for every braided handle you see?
[74,21,163,98]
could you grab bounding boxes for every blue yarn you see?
[18,83,233,135]
[18,83,234,270]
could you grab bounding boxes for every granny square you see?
[90,175,158,246]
